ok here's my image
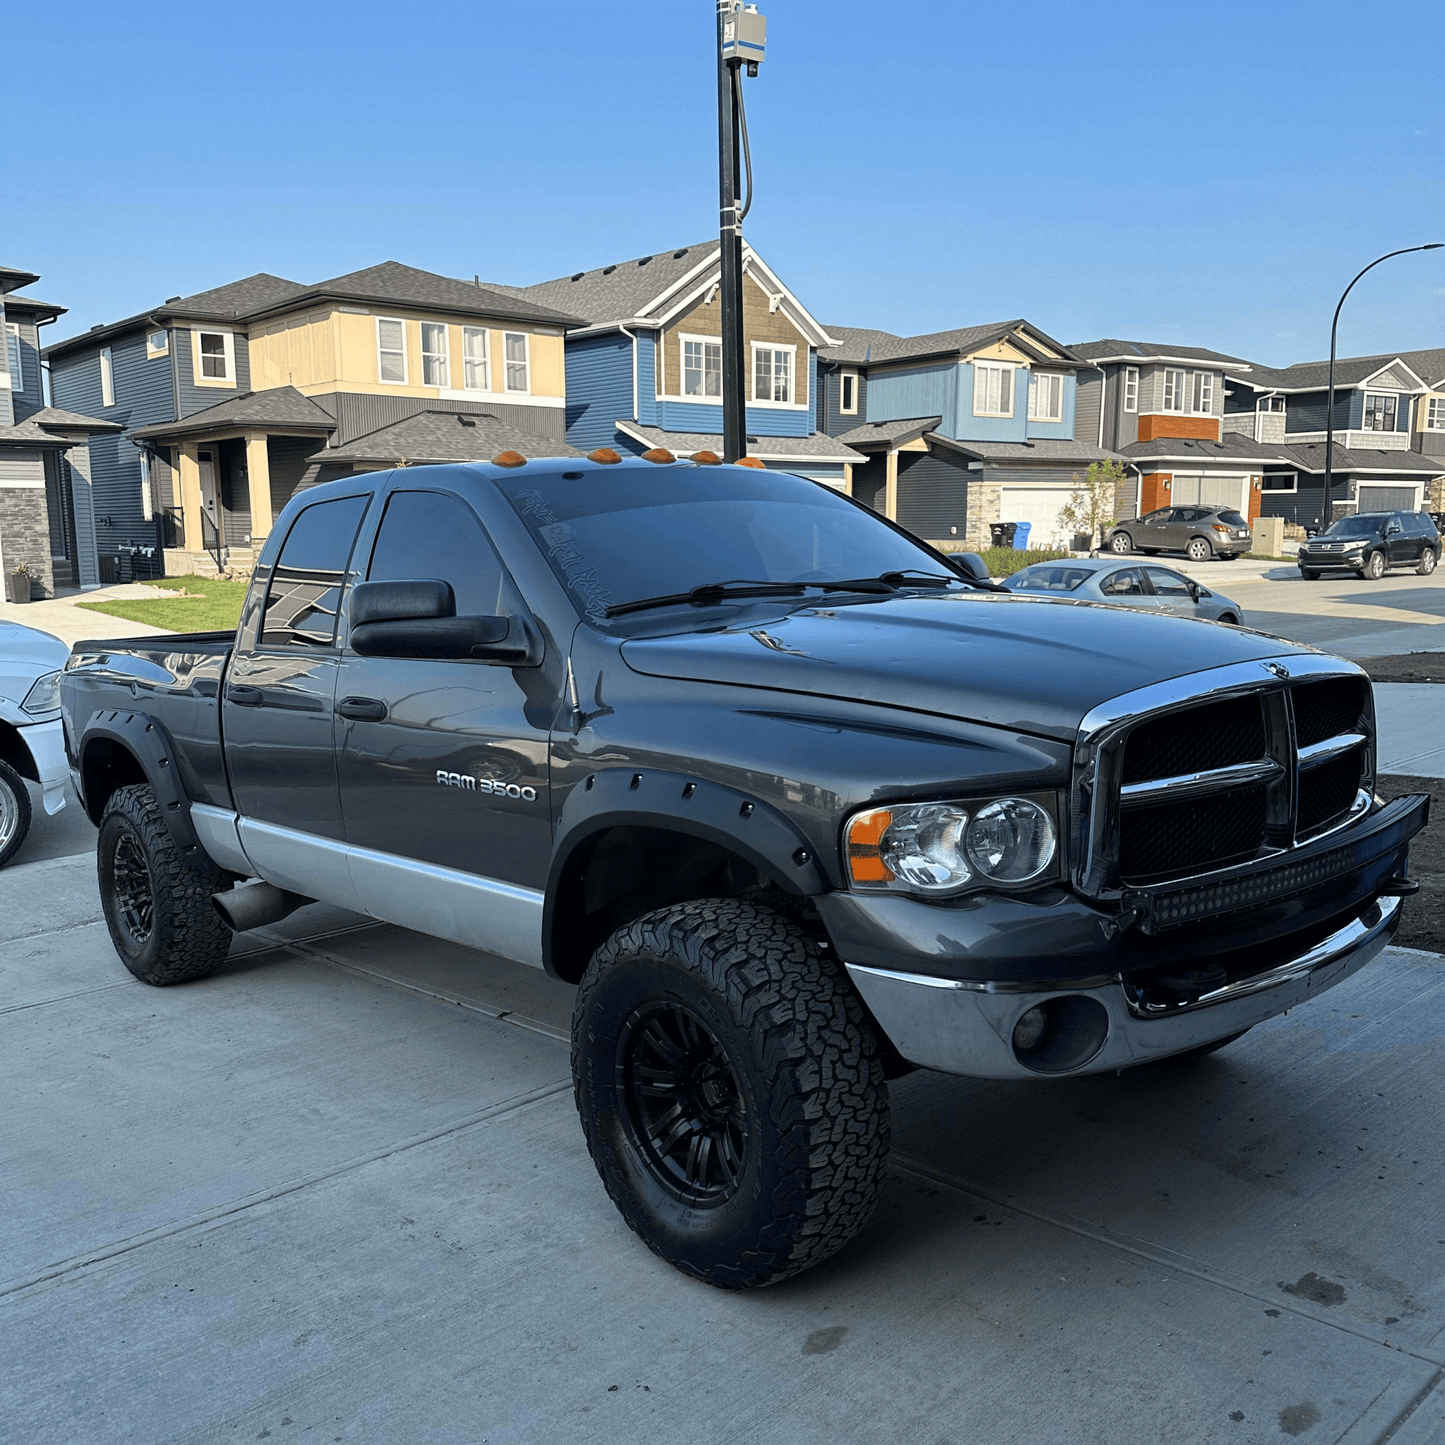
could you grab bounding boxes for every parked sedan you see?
[0,619,70,867]
[1104,505,1254,561]
[1297,510,1440,580]
[1003,557,1245,624]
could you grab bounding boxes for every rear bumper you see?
[845,893,1402,1079]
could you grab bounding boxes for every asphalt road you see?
[5,855,1444,1445]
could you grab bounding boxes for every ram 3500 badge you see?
[61,456,1428,1289]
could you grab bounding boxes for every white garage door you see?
[1171,473,1248,511]
[1356,484,1419,513]
[998,487,1077,548]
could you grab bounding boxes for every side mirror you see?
[350,578,455,625]
[1386,524,1401,536]
[950,552,990,582]
[351,613,525,661]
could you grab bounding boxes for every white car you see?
[0,619,70,866]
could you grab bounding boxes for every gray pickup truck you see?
[61,454,1428,1289]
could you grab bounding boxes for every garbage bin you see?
[1011,522,1032,550]
[988,521,1017,548]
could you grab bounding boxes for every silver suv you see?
[1105,505,1253,562]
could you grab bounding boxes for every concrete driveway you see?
[5,855,1444,1445]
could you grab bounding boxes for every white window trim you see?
[100,346,114,407]
[376,317,408,386]
[1161,368,1185,414]
[192,327,236,387]
[839,369,858,415]
[1262,471,1297,494]
[1362,391,1399,431]
[1425,396,1445,432]
[461,326,490,392]
[1123,366,1138,414]
[1190,370,1214,415]
[503,331,531,394]
[750,341,799,407]
[145,328,169,359]
[1027,370,1065,423]
[420,321,450,389]
[5,322,22,393]
[1259,395,1286,413]
[679,331,724,400]
[972,360,1015,418]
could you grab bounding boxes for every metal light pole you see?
[1322,242,1442,516]
[717,2,765,462]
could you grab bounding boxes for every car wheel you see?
[572,897,890,1289]
[1363,550,1386,580]
[1419,547,1437,577]
[1109,533,1132,554]
[1186,537,1213,563]
[1299,568,1319,581]
[0,758,33,869]
[97,784,232,985]
[1217,613,1240,625]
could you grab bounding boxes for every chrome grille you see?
[1074,658,1375,897]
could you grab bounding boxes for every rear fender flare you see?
[79,709,205,860]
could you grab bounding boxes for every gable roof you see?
[1231,352,1432,392]
[318,409,582,465]
[1069,338,1254,368]
[0,405,123,447]
[127,386,337,442]
[822,320,1082,369]
[0,265,42,296]
[1,294,66,322]
[817,326,901,365]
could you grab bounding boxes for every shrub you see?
[944,546,1071,578]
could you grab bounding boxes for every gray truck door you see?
[334,488,553,899]
[223,492,371,841]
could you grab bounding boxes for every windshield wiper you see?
[606,576,904,619]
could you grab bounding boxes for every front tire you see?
[1419,547,1437,577]
[1300,568,1319,581]
[97,784,232,985]
[1363,550,1386,580]
[1109,533,1132,554]
[572,898,890,1289]
[1186,537,1213,562]
[0,758,33,869]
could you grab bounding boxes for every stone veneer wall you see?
[0,486,57,598]
[963,477,1001,552]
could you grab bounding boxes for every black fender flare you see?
[78,708,206,860]
[543,766,830,974]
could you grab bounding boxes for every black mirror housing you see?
[349,578,455,626]
[350,614,525,661]
[951,552,990,582]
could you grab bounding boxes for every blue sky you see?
[11,0,1443,367]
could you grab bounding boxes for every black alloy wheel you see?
[109,830,155,946]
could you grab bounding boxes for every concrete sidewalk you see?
[0,584,172,646]
[1377,682,1445,777]
[5,854,1444,1444]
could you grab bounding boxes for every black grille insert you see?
[1292,677,1365,749]
[1298,748,1364,836]
[1121,695,1267,785]
[1120,784,1268,885]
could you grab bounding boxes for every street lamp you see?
[1322,243,1443,516]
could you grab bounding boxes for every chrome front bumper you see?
[845,894,1402,1079]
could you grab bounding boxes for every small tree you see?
[1058,458,1129,553]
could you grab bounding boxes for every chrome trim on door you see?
[1119,758,1284,806]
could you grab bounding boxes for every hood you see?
[0,620,68,672]
[620,592,1309,742]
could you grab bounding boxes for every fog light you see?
[1013,1005,1048,1053]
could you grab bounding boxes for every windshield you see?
[1008,565,1090,593]
[1324,515,1385,538]
[495,467,950,622]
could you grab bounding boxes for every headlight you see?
[21,670,62,716]
[845,795,1058,895]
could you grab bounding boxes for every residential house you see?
[497,241,864,487]
[0,264,119,594]
[44,264,584,577]
[816,320,1121,550]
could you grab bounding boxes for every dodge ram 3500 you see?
[61,454,1428,1288]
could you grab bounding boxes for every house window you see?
[462,326,489,390]
[1261,395,1286,413]
[1363,393,1398,431]
[1027,371,1064,422]
[1162,369,1185,413]
[196,330,231,381]
[100,346,114,407]
[1190,371,1213,414]
[973,361,1013,417]
[146,329,169,359]
[682,337,722,397]
[421,323,449,387]
[5,323,21,391]
[504,332,529,392]
[840,371,858,415]
[1425,397,1445,431]
[753,344,794,403]
[377,318,407,384]
[1262,472,1297,492]
[1123,366,1138,413]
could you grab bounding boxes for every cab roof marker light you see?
[492,451,527,468]
[736,457,766,469]
[641,448,676,464]
[690,450,722,465]
[587,448,622,464]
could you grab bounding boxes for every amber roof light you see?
[492,451,527,468]
[587,448,622,464]
[641,448,676,464]
[689,450,721,465]
[736,457,766,469]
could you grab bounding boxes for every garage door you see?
[1171,473,1248,510]
[998,487,1076,548]
[1356,485,1417,513]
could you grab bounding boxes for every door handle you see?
[227,685,263,707]
[337,697,388,722]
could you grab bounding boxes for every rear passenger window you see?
[365,490,512,619]
[261,494,370,648]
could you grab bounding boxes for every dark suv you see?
[1104,504,1253,562]
[1298,511,1440,581]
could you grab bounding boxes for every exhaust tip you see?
[212,880,313,933]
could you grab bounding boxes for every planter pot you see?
[1072,533,1093,553]
[5,573,32,604]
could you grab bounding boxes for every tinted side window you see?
[365,490,510,618]
[1144,567,1192,597]
[261,494,370,648]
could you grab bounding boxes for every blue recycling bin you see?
[1011,522,1032,550]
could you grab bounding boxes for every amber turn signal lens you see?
[690,450,721,464]
[587,448,622,464]
[735,456,765,469]
[641,448,676,464]
[844,807,894,884]
[492,451,527,468]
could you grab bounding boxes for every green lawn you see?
[76,575,249,633]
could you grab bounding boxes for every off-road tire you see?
[1109,533,1132,554]
[572,898,890,1289]
[97,783,231,986]
[1363,550,1386,580]
[1186,536,1213,562]
[1300,568,1320,581]
[0,758,33,869]
[1418,547,1437,577]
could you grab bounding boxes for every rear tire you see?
[1363,550,1386,580]
[1109,533,1132,554]
[1418,547,1437,577]
[572,898,890,1289]
[0,758,33,869]
[97,784,232,985]
[1186,537,1213,562]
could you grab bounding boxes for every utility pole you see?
[717,2,765,462]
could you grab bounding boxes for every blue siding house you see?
[503,241,863,487]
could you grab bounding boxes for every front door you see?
[197,449,221,540]
[1142,565,1196,616]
